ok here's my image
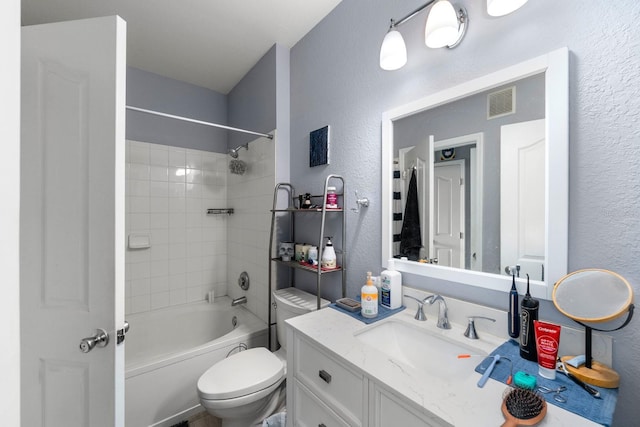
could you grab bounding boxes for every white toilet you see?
[197,287,330,427]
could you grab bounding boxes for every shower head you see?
[228,143,248,159]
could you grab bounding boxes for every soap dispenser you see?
[361,272,378,318]
[320,237,337,269]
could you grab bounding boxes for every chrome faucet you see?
[425,295,451,330]
[231,296,247,306]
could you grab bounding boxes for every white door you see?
[21,16,126,427]
[433,161,465,268]
[500,119,546,281]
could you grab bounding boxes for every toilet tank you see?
[273,287,330,350]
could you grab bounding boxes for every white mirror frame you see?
[382,47,569,300]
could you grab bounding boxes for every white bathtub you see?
[125,298,268,427]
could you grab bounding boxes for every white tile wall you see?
[125,138,275,317]
[125,140,230,314]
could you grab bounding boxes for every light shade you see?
[424,1,460,48]
[487,0,528,17]
[380,29,407,70]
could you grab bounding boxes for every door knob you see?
[79,328,109,353]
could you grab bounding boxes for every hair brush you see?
[501,387,547,427]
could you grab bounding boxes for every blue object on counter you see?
[475,340,617,426]
[329,301,405,324]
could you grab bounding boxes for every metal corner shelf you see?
[267,175,346,350]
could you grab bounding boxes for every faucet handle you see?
[464,316,496,339]
[404,295,428,321]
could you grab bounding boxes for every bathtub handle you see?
[318,369,332,384]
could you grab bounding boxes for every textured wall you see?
[126,67,228,152]
[290,1,640,425]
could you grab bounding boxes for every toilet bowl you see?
[197,288,330,426]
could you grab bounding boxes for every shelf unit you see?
[267,175,346,350]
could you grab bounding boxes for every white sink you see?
[354,320,487,380]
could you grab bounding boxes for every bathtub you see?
[125,298,268,427]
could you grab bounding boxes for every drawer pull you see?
[318,369,332,384]
[319,424,327,427]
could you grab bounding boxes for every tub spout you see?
[231,296,247,306]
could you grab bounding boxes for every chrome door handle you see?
[79,328,109,353]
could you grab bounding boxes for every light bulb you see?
[425,0,459,49]
[380,29,407,70]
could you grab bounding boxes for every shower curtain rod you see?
[126,105,274,140]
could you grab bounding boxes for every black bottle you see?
[519,274,539,361]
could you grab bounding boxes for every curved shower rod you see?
[126,105,274,140]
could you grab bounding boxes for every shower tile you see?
[129,196,149,213]
[129,142,149,165]
[129,213,150,231]
[149,213,169,229]
[150,229,169,245]
[187,286,202,303]
[169,198,186,214]
[149,276,169,293]
[149,197,169,213]
[168,147,186,167]
[131,294,150,313]
[169,227,186,244]
[169,167,187,183]
[149,181,168,197]
[187,270,203,287]
[130,180,150,197]
[169,273,187,290]
[149,165,168,182]
[168,182,186,198]
[186,228,203,243]
[186,183,202,199]
[187,257,202,273]
[149,146,169,166]
[150,243,169,261]
[186,150,202,169]
[149,260,169,278]
[169,288,187,305]
[128,163,150,180]
[186,212,203,227]
[169,242,187,259]
[169,258,187,275]
[129,261,150,280]
[186,197,201,213]
[150,292,170,310]
[130,277,150,297]
[169,213,186,229]
[186,168,202,184]
[127,247,150,263]
[187,241,203,258]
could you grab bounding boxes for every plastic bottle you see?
[307,246,318,265]
[320,237,337,269]
[519,274,539,361]
[361,272,378,318]
[380,260,402,309]
[325,186,338,209]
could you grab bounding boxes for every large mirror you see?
[382,48,569,300]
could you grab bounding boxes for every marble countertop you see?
[286,302,601,427]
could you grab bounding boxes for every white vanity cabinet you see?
[288,329,437,427]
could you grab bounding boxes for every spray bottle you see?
[520,274,539,361]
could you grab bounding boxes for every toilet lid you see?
[197,347,284,400]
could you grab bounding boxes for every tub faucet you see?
[425,295,451,330]
[231,296,247,306]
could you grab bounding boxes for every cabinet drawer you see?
[293,379,350,427]
[294,337,364,424]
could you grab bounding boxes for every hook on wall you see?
[351,190,370,213]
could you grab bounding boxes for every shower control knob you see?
[79,328,109,353]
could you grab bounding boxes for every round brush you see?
[501,387,547,427]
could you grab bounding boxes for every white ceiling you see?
[21,0,342,94]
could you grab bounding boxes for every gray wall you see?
[289,1,640,425]
[126,67,228,152]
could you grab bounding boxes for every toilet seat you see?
[197,347,284,400]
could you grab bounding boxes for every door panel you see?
[21,16,126,427]
[433,161,464,268]
[500,119,546,281]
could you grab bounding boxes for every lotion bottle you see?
[320,237,337,269]
[380,260,402,309]
[361,272,378,318]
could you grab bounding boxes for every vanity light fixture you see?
[487,0,529,17]
[379,0,467,71]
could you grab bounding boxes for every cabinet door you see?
[293,380,351,427]
[372,385,451,427]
